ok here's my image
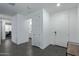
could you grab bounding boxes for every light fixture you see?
[57,3,61,7]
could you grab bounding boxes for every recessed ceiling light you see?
[57,3,60,7]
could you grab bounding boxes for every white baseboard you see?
[50,43,67,48]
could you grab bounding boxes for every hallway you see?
[0,39,66,56]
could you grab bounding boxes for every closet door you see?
[32,13,42,47]
[0,21,2,45]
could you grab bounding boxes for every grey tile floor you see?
[0,39,67,56]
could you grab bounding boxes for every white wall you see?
[68,8,78,43]
[12,14,29,45]
[12,15,17,44]
[50,8,77,47]
[2,20,6,40]
[77,5,79,43]
[42,9,50,48]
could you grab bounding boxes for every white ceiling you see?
[0,3,78,16]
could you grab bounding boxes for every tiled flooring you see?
[0,39,67,56]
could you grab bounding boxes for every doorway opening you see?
[26,18,32,41]
[5,23,12,39]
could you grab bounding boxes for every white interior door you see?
[53,14,69,47]
[32,14,41,47]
